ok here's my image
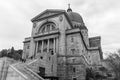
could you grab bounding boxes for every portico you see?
[35,38,57,54]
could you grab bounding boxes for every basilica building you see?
[21,6,103,80]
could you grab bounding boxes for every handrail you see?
[24,66,44,80]
[27,59,39,65]
[58,54,91,66]
[10,65,28,80]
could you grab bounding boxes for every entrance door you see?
[73,78,77,80]
[38,67,45,77]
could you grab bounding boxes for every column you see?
[53,38,56,53]
[35,41,38,56]
[56,38,58,53]
[41,40,44,53]
[47,39,49,53]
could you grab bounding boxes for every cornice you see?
[33,30,60,39]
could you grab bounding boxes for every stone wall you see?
[23,42,30,59]
[66,33,86,56]
[88,50,101,65]
[57,32,88,80]
[27,56,57,77]
[67,65,86,80]
[81,29,89,47]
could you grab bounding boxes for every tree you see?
[15,49,23,57]
[0,49,8,57]
[86,68,94,80]
[7,47,15,58]
[0,47,23,61]
[9,47,22,60]
[106,51,120,80]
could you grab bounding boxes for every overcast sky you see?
[0,0,120,53]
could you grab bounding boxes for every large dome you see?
[67,12,84,24]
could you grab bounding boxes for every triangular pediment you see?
[31,9,65,22]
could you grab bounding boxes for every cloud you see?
[0,0,120,53]
[72,0,120,52]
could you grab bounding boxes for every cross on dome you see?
[68,4,70,8]
[67,3,72,12]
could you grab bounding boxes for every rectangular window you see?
[73,67,76,73]
[72,59,75,63]
[73,78,77,80]
[71,49,75,54]
[46,24,50,31]
[51,64,53,72]
[71,37,74,42]
[27,45,29,49]
[51,25,55,30]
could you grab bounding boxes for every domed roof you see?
[67,11,84,24]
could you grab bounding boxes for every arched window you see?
[38,22,56,33]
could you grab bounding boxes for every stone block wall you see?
[67,65,86,80]
[57,64,66,80]
[23,42,30,59]
[27,56,57,77]
[88,50,101,65]
[66,33,86,56]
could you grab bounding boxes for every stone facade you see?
[22,8,103,80]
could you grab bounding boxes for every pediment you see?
[31,9,65,22]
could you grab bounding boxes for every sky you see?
[0,0,120,53]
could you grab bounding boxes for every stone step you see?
[14,61,44,80]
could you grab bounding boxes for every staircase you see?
[11,60,44,80]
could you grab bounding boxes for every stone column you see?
[41,40,44,53]
[47,39,49,53]
[56,38,59,54]
[53,38,56,53]
[35,41,38,56]
[29,38,35,58]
